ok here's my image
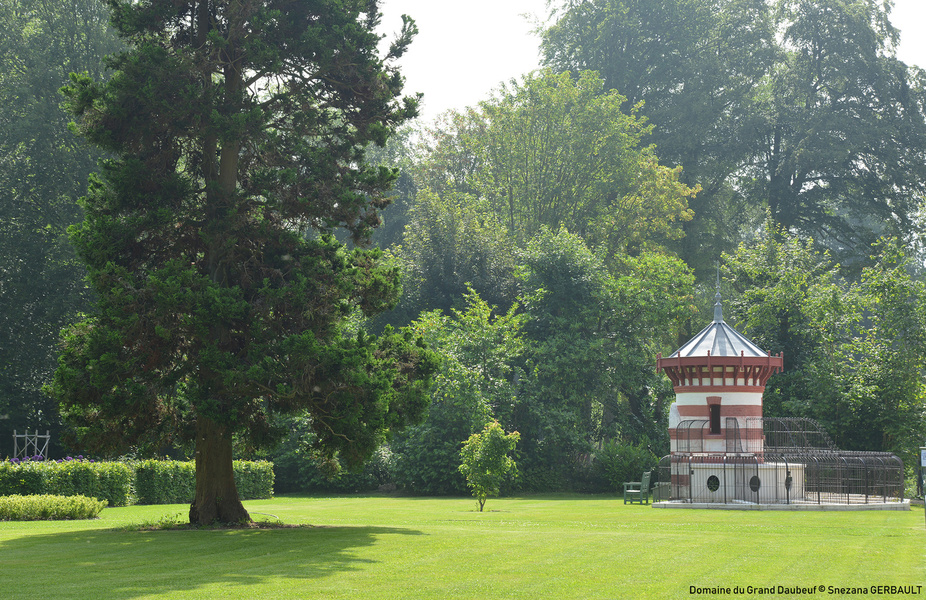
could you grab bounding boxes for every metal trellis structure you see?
[13,430,50,459]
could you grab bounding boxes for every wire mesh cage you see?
[749,417,837,453]
[656,418,905,505]
[675,419,709,453]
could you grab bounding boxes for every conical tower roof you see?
[657,286,783,389]
[669,291,767,358]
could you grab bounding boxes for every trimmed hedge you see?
[0,494,107,520]
[0,459,274,506]
[0,461,133,506]
[133,460,196,505]
[132,459,275,504]
[233,460,275,502]
[47,461,134,507]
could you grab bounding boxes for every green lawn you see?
[0,495,923,599]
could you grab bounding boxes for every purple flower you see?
[11,458,19,464]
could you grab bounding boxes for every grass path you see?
[0,495,923,599]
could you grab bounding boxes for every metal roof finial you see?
[714,263,723,323]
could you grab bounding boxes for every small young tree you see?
[458,421,519,512]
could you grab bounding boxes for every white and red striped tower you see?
[657,289,783,457]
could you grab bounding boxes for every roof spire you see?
[714,264,723,323]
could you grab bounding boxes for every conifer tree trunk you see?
[189,416,250,525]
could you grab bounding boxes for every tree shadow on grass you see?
[0,524,423,599]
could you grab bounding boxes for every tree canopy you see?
[513,230,693,478]
[416,70,696,258]
[49,0,436,524]
[756,0,926,256]
[392,289,525,495]
[542,0,926,270]
[393,190,519,321]
[541,0,776,273]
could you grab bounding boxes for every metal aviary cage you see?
[654,418,905,506]
[655,452,904,505]
[676,419,709,454]
[749,417,837,453]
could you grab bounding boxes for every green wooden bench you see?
[623,470,651,505]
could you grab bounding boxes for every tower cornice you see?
[657,351,784,389]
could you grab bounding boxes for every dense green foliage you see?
[0,460,132,506]
[592,441,659,492]
[0,459,272,505]
[384,236,694,495]
[542,0,926,272]
[0,494,106,520]
[0,0,122,451]
[391,398,476,495]
[416,70,696,256]
[515,231,693,456]
[725,225,926,468]
[375,73,698,494]
[229,460,275,502]
[133,460,273,504]
[759,0,926,255]
[541,0,776,274]
[2,0,925,499]
[260,413,389,494]
[392,290,526,495]
[132,459,195,505]
[392,191,520,321]
[273,444,395,494]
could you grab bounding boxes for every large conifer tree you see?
[51,0,436,524]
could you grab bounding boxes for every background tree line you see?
[0,0,122,456]
[2,0,926,493]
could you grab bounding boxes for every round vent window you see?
[707,475,720,493]
[749,475,761,492]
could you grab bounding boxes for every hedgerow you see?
[133,459,196,505]
[0,494,106,520]
[232,460,275,501]
[132,459,274,504]
[46,460,134,507]
[0,459,133,506]
[0,458,273,505]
